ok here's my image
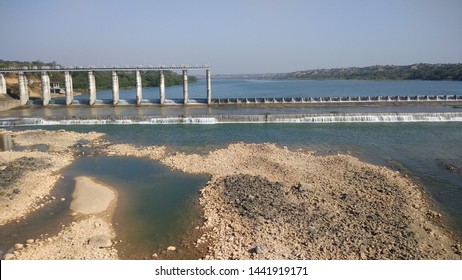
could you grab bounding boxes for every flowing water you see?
[1,79,462,258]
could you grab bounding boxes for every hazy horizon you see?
[1,0,461,74]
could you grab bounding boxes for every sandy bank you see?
[71,176,116,215]
[0,129,118,260]
[0,129,105,225]
[8,176,118,260]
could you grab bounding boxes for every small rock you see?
[0,166,7,171]
[12,189,21,195]
[26,239,34,244]
[167,246,176,251]
[297,182,312,192]
[88,235,112,248]
[60,198,66,201]
[253,244,264,254]
[3,253,15,260]
[152,253,158,259]
[14,243,24,250]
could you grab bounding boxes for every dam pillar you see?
[88,71,96,105]
[135,70,142,105]
[41,71,51,106]
[159,70,165,105]
[183,69,188,104]
[112,71,119,105]
[0,73,6,95]
[64,71,73,105]
[206,68,211,105]
[18,72,29,105]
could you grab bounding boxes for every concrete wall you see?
[65,71,73,105]
[88,71,96,105]
[0,73,6,95]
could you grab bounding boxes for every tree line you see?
[285,64,462,81]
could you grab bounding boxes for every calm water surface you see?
[69,79,462,100]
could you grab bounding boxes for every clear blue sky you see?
[1,0,461,74]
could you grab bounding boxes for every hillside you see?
[214,63,462,81]
[287,64,462,81]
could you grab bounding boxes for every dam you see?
[1,66,461,107]
[0,65,212,106]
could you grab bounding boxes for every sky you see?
[0,0,461,74]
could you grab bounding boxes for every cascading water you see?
[1,112,462,127]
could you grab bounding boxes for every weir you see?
[2,112,462,127]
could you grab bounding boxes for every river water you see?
[1,79,462,259]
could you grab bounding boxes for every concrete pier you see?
[41,72,51,106]
[18,72,29,105]
[64,71,73,105]
[135,70,142,105]
[112,71,119,105]
[183,70,188,104]
[159,70,165,105]
[88,71,96,105]
[0,73,6,95]
[206,69,211,105]
[1,65,211,106]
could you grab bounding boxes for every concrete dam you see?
[0,65,212,106]
[1,65,462,107]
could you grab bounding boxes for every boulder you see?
[3,253,15,260]
[88,235,112,248]
[167,246,176,251]
[252,244,264,254]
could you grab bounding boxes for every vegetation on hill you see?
[286,64,462,81]
[213,63,462,81]
[0,60,197,94]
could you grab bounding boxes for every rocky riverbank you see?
[1,129,461,260]
[103,141,462,259]
[0,129,118,260]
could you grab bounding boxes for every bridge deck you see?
[0,65,209,73]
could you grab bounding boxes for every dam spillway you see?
[2,112,462,127]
